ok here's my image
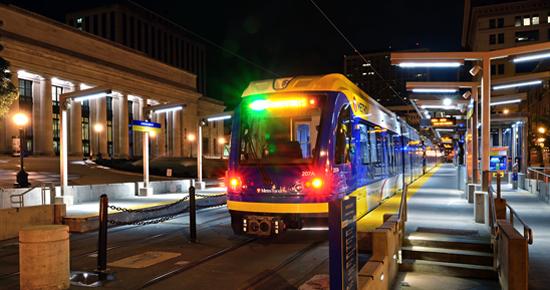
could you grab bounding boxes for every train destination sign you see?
[329,196,358,290]
[431,117,456,127]
[132,120,161,133]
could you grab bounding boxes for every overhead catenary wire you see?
[308,0,410,106]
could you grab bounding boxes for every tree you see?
[0,43,18,118]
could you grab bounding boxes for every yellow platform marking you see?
[109,251,181,268]
[227,200,328,214]
[356,164,442,232]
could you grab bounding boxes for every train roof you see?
[241,73,398,120]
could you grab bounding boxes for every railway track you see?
[238,240,328,290]
[138,237,258,289]
[0,205,230,281]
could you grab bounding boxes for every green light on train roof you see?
[249,99,269,111]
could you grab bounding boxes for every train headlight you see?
[228,176,242,192]
[311,178,323,189]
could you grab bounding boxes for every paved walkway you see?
[500,183,550,290]
[394,163,497,290]
[405,164,489,237]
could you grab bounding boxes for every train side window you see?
[358,123,369,164]
[335,105,352,164]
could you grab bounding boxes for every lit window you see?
[532,15,540,25]
[515,16,521,27]
[523,16,531,26]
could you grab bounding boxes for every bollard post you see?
[97,194,108,273]
[189,183,197,243]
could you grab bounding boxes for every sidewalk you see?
[405,164,489,238]
[500,183,550,290]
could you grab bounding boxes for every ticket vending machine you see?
[490,146,508,178]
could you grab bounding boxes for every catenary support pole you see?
[97,194,108,273]
[189,183,197,243]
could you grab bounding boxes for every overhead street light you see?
[411,88,458,93]
[13,112,30,188]
[397,62,463,68]
[490,99,522,106]
[492,80,543,90]
[58,87,112,197]
[513,52,550,63]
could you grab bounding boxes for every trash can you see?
[19,225,70,290]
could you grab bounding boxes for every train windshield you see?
[239,95,324,165]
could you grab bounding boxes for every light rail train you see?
[226,74,441,236]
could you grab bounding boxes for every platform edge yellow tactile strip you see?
[356,164,442,233]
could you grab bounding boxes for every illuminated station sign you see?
[431,117,456,127]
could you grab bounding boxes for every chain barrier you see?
[107,196,190,213]
[106,192,226,226]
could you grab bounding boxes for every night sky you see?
[2,0,465,109]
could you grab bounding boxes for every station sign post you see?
[132,120,161,196]
[329,195,357,290]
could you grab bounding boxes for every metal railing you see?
[10,183,55,208]
[397,184,408,224]
[487,185,499,237]
[505,203,533,245]
[527,167,550,202]
[488,177,533,245]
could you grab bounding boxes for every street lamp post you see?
[187,133,196,158]
[93,123,104,160]
[59,87,112,197]
[218,137,226,159]
[13,112,30,188]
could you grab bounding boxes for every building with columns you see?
[0,4,225,160]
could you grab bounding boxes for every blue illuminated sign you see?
[132,120,161,132]
[329,196,357,290]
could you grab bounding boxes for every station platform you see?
[499,183,550,290]
[356,163,550,289]
[63,187,227,232]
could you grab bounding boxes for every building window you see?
[82,116,90,156]
[101,13,107,38]
[82,101,90,156]
[515,16,521,27]
[76,17,83,30]
[84,16,90,32]
[489,19,495,29]
[498,33,504,44]
[497,18,504,28]
[106,96,113,157]
[491,64,496,75]
[122,13,127,46]
[128,100,134,158]
[110,12,115,41]
[489,34,496,45]
[515,30,539,42]
[523,15,531,26]
[532,15,540,25]
[129,16,135,49]
[498,64,505,75]
[18,79,33,153]
[203,137,209,155]
[52,85,63,155]
[93,14,98,34]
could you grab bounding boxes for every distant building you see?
[65,0,207,94]
[0,4,224,159]
[343,50,431,126]
[462,0,550,163]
